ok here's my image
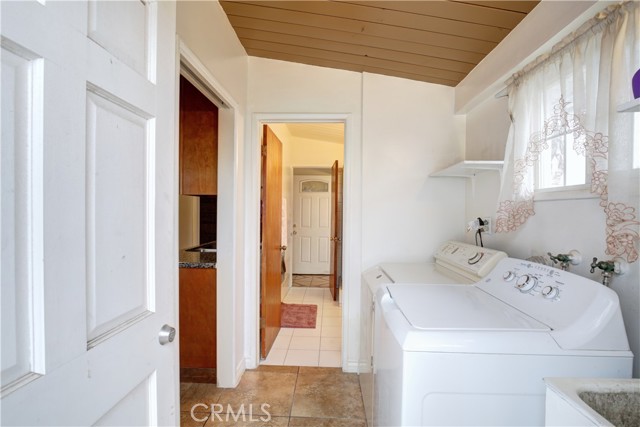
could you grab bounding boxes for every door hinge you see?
[371,355,374,367]
[371,301,375,313]
[261,145,267,156]
[260,317,266,328]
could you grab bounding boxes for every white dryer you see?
[360,241,507,426]
[375,257,633,426]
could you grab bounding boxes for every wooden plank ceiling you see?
[219,0,539,86]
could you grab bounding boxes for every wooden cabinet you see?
[179,267,216,375]
[179,76,218,195]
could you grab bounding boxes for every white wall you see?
[361,73,466,269]
[465,96,510,161]
[177,0,249,387]
[463,96,640,378]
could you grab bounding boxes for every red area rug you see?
[281,303,317,328]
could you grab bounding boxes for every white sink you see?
[545,377,639,426]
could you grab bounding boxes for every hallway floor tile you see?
[262,287,341,368]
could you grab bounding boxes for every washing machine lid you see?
[380,262,473,284]
[387,284,550,331]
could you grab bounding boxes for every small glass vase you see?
[633,67,640,99]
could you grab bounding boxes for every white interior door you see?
[292,175,331,275]
[1,1,178,425]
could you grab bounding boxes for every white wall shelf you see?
[430,160,504,178]
[617,98,640,113]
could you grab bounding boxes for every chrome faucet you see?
[548,250,582,271]
[590,257,628,287]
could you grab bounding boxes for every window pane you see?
[566,133,586,186]
[538,136,566,189]
[300,180,328,193]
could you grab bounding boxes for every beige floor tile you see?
[204,414,289,427]
[321,317,341,327]
[320,337,341,351]
[320,326,341,338]
[248,365,299,374]
[289,336,321,350]
[322,306,341,318]
[318,351,341,367]
[291,368,365,420]
[288,417,366,427]
[278,327,294,336]
[261,348,286,365]
[284,349,319,367]
[272,333,292,349]
[292,327,321,337]
[181,411,209,426]
[216,371,297,417]
[181,383,223,413]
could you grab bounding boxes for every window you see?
[531,80,593,199]
[300,180,328,193]
[536,131,587,190]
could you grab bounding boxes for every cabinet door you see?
[179,268,216,369]
[179,76,218,195]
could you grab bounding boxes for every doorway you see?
[178,43,241,388]
[259,122,344,366]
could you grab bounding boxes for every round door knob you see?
[542,286,559,299]
[503,271,516,282]
[515,275,537,292]
[159,324,176,345]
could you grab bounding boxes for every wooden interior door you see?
[260,125,283,359]
[329,160,341,301]
[1,1,178,424]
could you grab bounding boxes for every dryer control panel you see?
[434,241,507,281]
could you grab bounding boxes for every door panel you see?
[0,1,178,424]
[86,90,151,346]
[87,0,151,78]
[292,175,331,274]
[260,125,282,359]
[93,374,155,426]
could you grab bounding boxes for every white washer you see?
[375,257,634,426]
[360,241,507,426]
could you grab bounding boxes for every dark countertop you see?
[179,250,217,269]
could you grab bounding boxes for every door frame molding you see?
[177,39,243,387]
[247,113,361,371]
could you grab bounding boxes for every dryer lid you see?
[387,284,550,331]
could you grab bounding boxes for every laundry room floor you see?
[180,366,366,426]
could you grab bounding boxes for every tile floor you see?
[262,287,341,367]
[180,366,366,427]
[291,274,330,288]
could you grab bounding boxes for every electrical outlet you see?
[480,217,492,235]
[468,217,492,234]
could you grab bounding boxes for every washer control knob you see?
[516,274,537,292]
[542,286,559,299]
[503,271,516,282]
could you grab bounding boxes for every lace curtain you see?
[495,1,640,263]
